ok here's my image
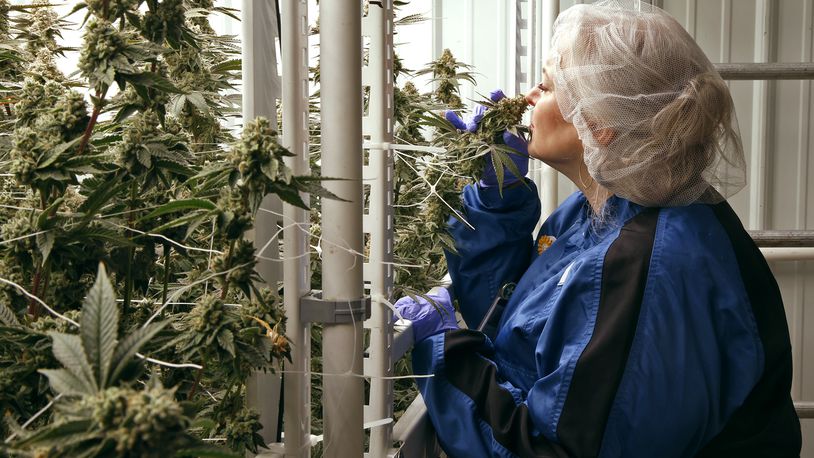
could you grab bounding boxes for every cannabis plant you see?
[5,265,233,457]
[0,1,308,455]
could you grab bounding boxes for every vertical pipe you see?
[365,3,396,455]
[242,0,283,447]
[282,0,312,456]
[792,0,814,401]
[540,0,559,219]
[466,0,475,107]
[749,0,776,230]
[528,0,540,233]
[319,1,365,457]
[432,0,444,59]
[511,0,525,96]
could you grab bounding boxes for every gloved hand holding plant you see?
[429,89,530,192]
[394,287,458,343]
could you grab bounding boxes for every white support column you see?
[537,0,559,221]
[362,1,396,456]
[749,0,776,230]
[432,0,444,59]
[281,1,312,456]
[513,0,530,96]
[319,1,365,457]
[242,0,283,448]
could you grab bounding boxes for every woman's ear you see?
[587,119,616,146]
[594,127,616,146]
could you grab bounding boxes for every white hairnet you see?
[550,0,746,207]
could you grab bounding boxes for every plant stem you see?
[161,243,171,306]
[27,196,52,319]
[27,271,42,319]
[219,239,236,300]
[122,181,137,319]
[4,104,11,117]
[188,367,204,398]
[77,87,108,156]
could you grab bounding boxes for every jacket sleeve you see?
[444,180,541,328]
[412,329,569,458]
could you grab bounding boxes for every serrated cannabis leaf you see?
[81,264,119,387]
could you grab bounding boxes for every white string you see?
[0,276,80,327]
[4,394,64,443]
[396,151,475,230]
[135,353,203,370]
[257,207,426,270]
[113,223,224,255]
[142,261,254,327]
[0,230,48,246]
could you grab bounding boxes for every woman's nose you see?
[525,86,540,106]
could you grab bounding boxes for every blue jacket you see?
[413,181,801,458]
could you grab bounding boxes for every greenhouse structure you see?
[1,0,814,457]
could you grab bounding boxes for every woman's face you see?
[525,65,584,166]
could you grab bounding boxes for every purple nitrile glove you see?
[444,89,529,188]
[394,287,458,343]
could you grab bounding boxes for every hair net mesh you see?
[550,0,746,207]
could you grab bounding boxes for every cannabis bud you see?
[87,0,139,21]
[79,19,136,90]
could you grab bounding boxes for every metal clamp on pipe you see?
[300,291,371,324]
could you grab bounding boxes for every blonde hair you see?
[551,0,746,207]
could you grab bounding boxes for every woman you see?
[395,1,802,457]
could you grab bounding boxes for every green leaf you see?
[489,145,505,197]
[13,419,93,448]
[217,329,235,357]
[77,176,126,221]
[125,72,184,94]
[136,148,152,168]
[210,59,242,74]
[185,92,210,115]
[292,177,347,203]
[51,136,84,158]
[213,6,241,21]
[80,264,119,387]
[0,303,20,326]
[69,226,136,247]
[48,333,97,392]
[36,231,55,265]
[38,368,93,397]
[108,321,167,385]
[154,159,194,177]
[37,197,65,229]
[267,182,309,210]
[169,94,187,116]
[260,157,279,181]
[140,199,217,222]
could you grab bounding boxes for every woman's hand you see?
[445,89,529,187]
[394,287,458,343]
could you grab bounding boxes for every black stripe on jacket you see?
[444,330,569,458]
[443,209,659,458]
[556,208,660,457]
[697,203,801,457]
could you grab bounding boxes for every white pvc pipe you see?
[242,0,283,447]
[761,247,814,262]
[282,1,312,456]
[364,2,396,455]
[748,0,775,230]
[319,1,365,456]
[539,0,559,219]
